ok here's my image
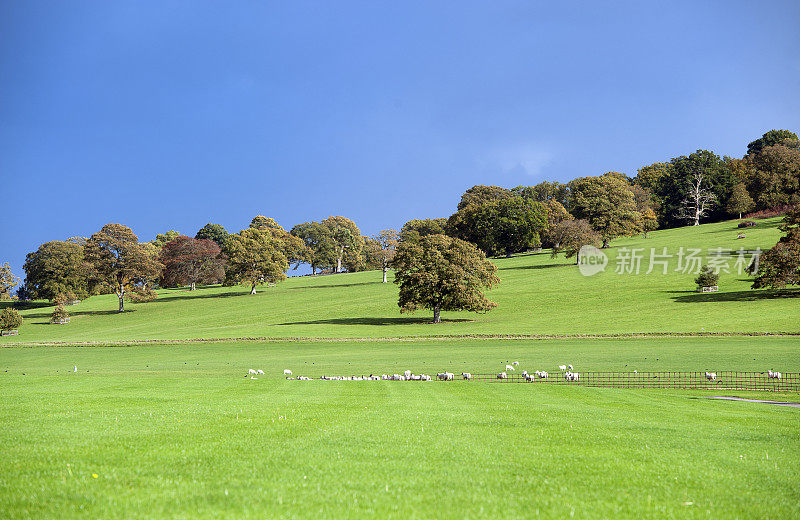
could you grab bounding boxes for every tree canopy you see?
[159,236,226,290]
[752,204,800,289]
[22,241,89,301]
[84,224,164,312]
[0,263,21,301]
[568,174,642,247]
[227,228,288,294]
[393,234,500,323]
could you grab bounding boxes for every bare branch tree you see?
[677,171,717,226]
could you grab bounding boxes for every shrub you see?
[126,287,158,303]
[51,304,69,323]
[65,290,78,302]
[744,205,793,220]
[737,220,756,228]
[52,293,67,305]
[695,265,720,289]
[0,307,23,331]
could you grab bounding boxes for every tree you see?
[399,218,447,241]
[84,224,164,312]
[159,236,226,290]
[641,207,659,238]
[695,265,720,289]
[541,200,573,248]
[151,230,181,249]
[50,303,69,324]
[195,223,232,250]
[22,241,89,301]
[0,263,21,300]
[250,216,306,268]
[634,162,672,194]
[752,205,800,289]
[455,185,514,211]
[746,129,799,156]
[726,182,754,219]
[321,216,362,273]
[373,229,399,283]
[0,307,22,332]
[393,234,500,323]
[549,219,601,264]
[657,150,735,227]
[744,139,800,209]
[291,222,336,275]
[677,170,718,226]
[568,174,642,248]
[513,181,570,207]
[447,196,547,256]
[227,228,288,294]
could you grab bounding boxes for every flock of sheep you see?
[243,367,785,384]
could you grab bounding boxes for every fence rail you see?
[454,371,800,392]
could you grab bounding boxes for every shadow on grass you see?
[149,290,246,303]
[670,289,800,303]
[499,263,575,271]
[288,281,380,290]
[25,309,129,321]
[277,316,473,326]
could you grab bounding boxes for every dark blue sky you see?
[2,1,799,279]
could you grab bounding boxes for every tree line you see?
[1,128,797,323]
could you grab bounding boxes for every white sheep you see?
[767,370,782,380]
[512,361,519,366]
[73,366,78,373]
[248,369,257,375]
[497,372,507,379]
[505,365,515,371]
[539,371,549,379]
[524,373,533,382]
[420,374,432,381]
[705,372,717,381]
[404,370,412,379]
[568,364,573,370]
[558,365,567,371]
[774,371,782,380]
[283,369,292,376]
[565,371,579,381]
[444,372,454,381]
[462,372,472,380]
[257,369,264,375]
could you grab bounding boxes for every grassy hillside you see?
[2,217,796,344]
[2,340,798,519]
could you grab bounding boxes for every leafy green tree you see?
[291,222,336,274]
[22,242,89,301]
[151,230,181,249]
[455,185,514,211]
[399,218,447,242]
[50,304,69,324]
[695,265,720,289]
[0,307,22,332]
[227,228,288,294]
[250,216,306,267]
[513,181,570,207]
[84,224,164,312]
[549,219,601,264]
[746,129,799,156]
[634,162,672,194]
[393,234,500,323]
[744,138,800,209]
[641,207,659,238]
[195,223,232,249]
[752,205,800,289]
[0,263,21,300]
[568,174,642,248]
[726,182,754,219]
[541,200,573,248]
[321,216,362,273]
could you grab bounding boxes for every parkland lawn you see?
[2,218,799,518]
[1,339,799,519]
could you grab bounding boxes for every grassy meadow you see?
[1,340,799,519]
[2,218,799,518]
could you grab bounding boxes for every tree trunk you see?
[312,266,316,275]
[336,252,342,273]
[190,282,196,291]
[576,252,580,265]
[432,306,441,323]
[117,291,124,313]
[382,267,388,283]
[250,284,257,295]
[739,212,742,219]
[602,238,609,248]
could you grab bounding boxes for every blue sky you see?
[1,0,799,279]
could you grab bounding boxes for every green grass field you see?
[2,218,799,518]
[2,339,799,519]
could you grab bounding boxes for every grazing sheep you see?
[404,370,412,379]
[505,365,515,371]
[539,371,549,379]
[497,372,507,379]
[381,374,389,380]
[512,361,519,366]
[283,369,292,376]
[767,370,782,380]
[524,373,533,382]
[257,369,265,375]
[774,371,782,380]
[462,372,472,380]
[568,364,574,370]
[73,366,78,373]
[298,376,311,381]
[522,370,528,377]
[443,372,454,381]
[704,371,717,381]
[558,365,567,371]
[565,371,579,381]
[248,369,257,375]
